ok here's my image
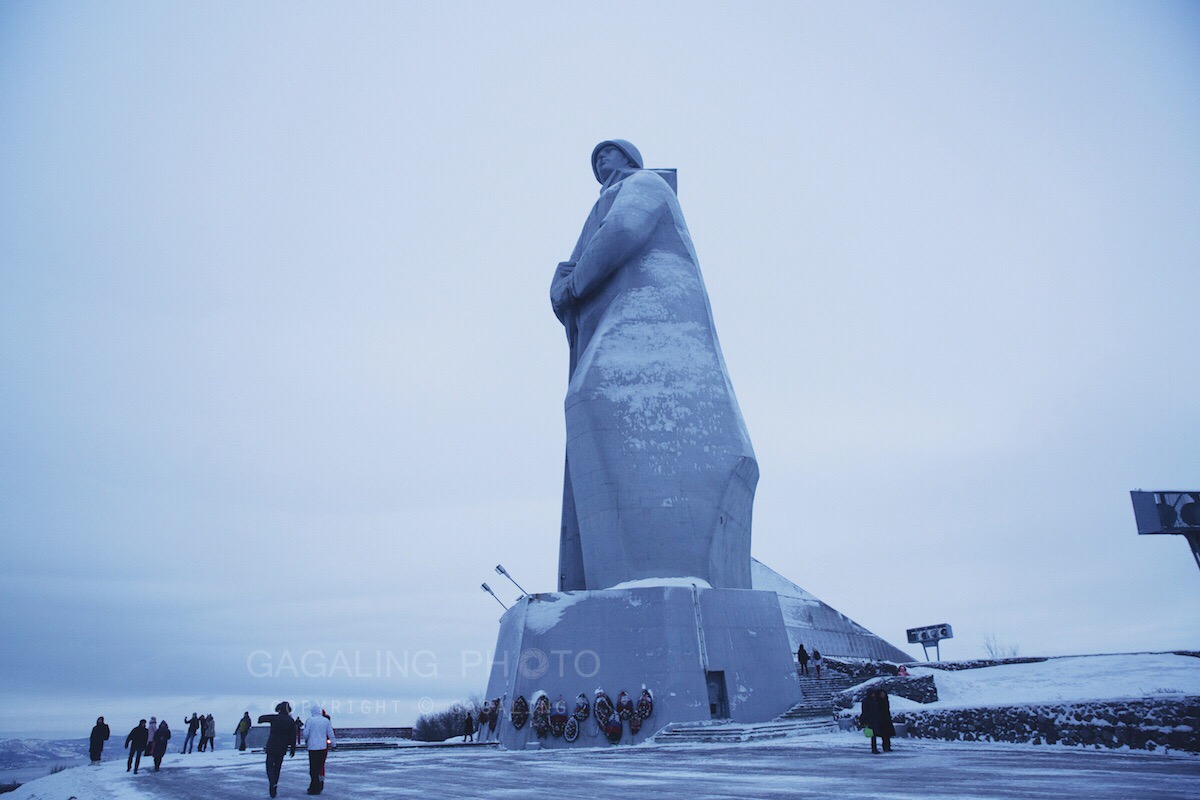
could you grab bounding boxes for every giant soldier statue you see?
[550,140,758,592]
[482,142,909,749]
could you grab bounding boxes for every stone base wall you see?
[921,657,1048,671]
[891,697,1200,754]
[484,586,801,749]
[822,657,901,682]
[835,675,938,708]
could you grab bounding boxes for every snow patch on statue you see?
[523,593,587,634]
[608,576,712,590]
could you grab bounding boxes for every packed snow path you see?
[9,734,1198,799]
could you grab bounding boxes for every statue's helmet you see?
[591,139,643,182]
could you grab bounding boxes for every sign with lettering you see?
[906,624,953,644]
[1130,491,1200,535]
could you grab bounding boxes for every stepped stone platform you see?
[655,668,859,744]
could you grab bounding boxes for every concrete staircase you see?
[653,669,858,744]
[653,719,808,744]
[781,672,857,724]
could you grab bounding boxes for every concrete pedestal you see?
[483,585,800,749]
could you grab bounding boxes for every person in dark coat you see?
[258,701,297,798]
[125,719,149,773]
[181,713,200,753]
[152,720,171,771]
[89,716,110,764]
[462,712,475,743]
[796,644,810,676]
[861,688,896,754]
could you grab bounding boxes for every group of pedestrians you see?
[796,644,823,678]
[88,715,173,774]
[792,643,899,755]
[127,717,173,772]
[86,709,258,775]
[89,702,336,793]
[180,713,217,752]
[257,701,336,797]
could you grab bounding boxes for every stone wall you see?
[891,697,1200,754]
[822,657,900,682]
[835,675,938,708]
[920,657,1048,671]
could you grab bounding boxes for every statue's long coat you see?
[552,168,757,591]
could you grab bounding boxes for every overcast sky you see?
[2,1,1198,738]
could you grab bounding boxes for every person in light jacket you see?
[145,717,157,758]
[200,713,215,751]
[301,703,336,795]
[235,711,252,751]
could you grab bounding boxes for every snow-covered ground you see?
[5,734,1199,800]
[879,653,1200,713]
[5,653,1196,797]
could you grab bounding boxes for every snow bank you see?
[910,653,1200,709]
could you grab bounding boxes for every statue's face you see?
[595,145,633,181]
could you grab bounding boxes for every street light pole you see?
[494,564,529,596]
[480,583,508,610]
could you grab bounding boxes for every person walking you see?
[462,712,475,743]
[812,649,823,679]
[301,703,336,795]
[152,720,171,771]
[145,717,158,759]
[796,644,810,676]
[89,716,110,764]
[236,711,252,751]
[861,688,896,754]
[125,719,149,773]
[258,701,296,798]
[181,713,200,753]
[295,713,304,746]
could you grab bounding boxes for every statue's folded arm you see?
[569,178,666,303]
